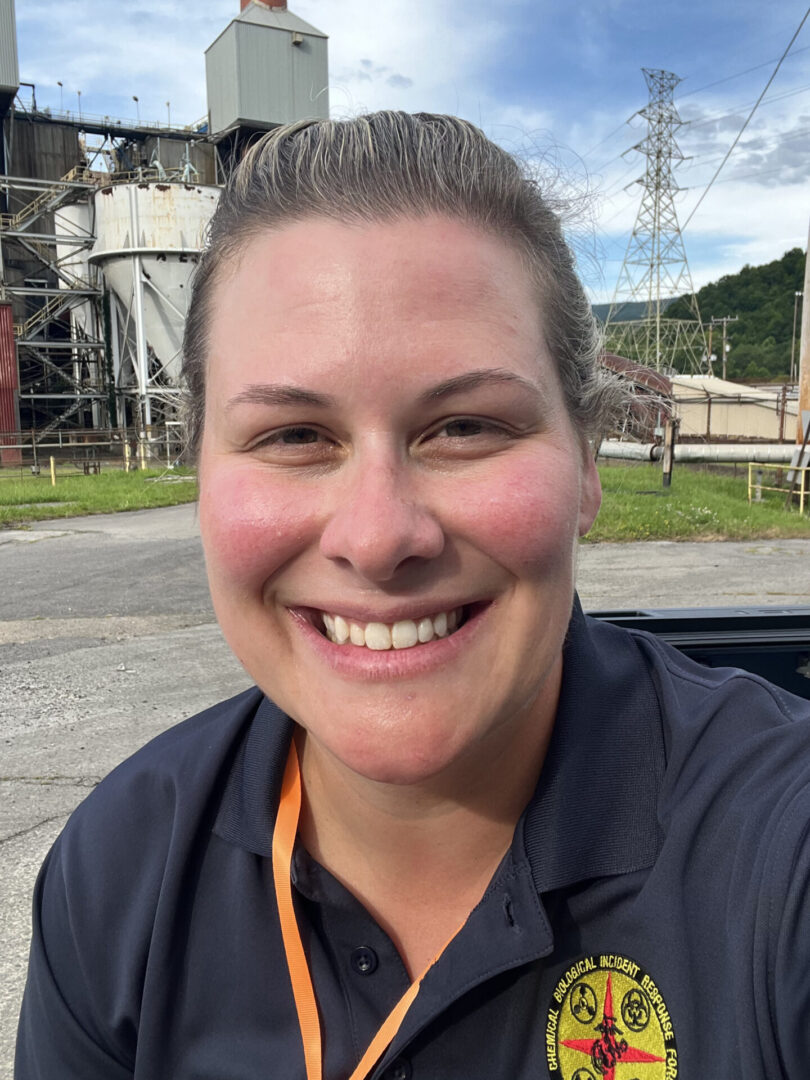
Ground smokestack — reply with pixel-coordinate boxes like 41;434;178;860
241;0;287;9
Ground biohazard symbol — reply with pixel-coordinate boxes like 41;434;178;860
621;988;650;1032
546;956;677;1079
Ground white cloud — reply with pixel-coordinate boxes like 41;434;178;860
16;0;233;122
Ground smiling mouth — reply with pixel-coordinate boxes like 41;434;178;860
318;606;468;651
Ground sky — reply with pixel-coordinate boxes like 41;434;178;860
10;0;810;303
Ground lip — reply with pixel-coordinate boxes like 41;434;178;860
287;600;492;681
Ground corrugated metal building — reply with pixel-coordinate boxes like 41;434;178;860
206;0;328;136
673;375;798;442
0;0;19;118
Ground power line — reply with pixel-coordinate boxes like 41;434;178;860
683;81;810;132
581;42;810;170
582;121;635;160
682;7;810;231
675;43;810;99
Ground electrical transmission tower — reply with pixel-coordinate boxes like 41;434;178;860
605;68;706;373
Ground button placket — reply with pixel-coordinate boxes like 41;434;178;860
350;945;379;976
381;1056;412;1080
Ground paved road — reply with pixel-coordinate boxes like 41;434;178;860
1;503;808;1073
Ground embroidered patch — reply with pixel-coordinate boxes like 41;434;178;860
545;954;677;1079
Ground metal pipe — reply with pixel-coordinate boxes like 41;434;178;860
88;246;201;263
798;218;810;443
597;441;799;463
127;185;151;427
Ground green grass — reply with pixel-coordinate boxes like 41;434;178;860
2;461;808;541
588;463;810;542
0;467;198;526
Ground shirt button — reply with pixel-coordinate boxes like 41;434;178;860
350;945;379;975
381;1058;412;1080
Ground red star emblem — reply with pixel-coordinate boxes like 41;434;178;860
560;972;664;1079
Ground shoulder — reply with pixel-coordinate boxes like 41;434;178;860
580;611;810;849
582;610;810;743
44;686;271;948
624;620;810;755
63;686;267;850
19;688;284;1074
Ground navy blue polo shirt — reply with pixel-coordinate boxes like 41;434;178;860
16;601;810;1079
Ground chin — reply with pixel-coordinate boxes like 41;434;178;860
304;705;475;787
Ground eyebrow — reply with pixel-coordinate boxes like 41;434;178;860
224;368;544;413
224;384;337;411
419;369;543;403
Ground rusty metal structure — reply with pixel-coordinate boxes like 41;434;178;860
0;0;328;465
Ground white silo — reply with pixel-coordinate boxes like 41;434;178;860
88;181;220;426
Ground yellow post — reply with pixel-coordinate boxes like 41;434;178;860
138;434;147;471
49;456;56;487
124;442;131;472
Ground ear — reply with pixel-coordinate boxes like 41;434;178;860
577;449;602;538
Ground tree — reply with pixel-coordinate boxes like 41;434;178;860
664;248;805;379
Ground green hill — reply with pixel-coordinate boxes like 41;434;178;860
664;248;805;381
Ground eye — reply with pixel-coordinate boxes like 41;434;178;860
248;425;340;464
274;426;321;444
430;416;512;441
418;415;521;462
439;418;491;438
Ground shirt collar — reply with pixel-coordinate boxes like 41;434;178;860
518;596;665;894
214;694;293;856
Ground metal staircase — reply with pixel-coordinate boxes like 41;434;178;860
1;168;105;436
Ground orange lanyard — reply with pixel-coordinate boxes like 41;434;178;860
271;740;462;1080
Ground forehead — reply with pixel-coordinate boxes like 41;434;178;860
203;214;561;412
212;214;540;335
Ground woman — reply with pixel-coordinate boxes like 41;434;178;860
17;113;810;1080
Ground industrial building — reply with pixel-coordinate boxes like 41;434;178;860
0;0;328;465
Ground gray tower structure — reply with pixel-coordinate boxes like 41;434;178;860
0;0;19;121
605;69;705;373
206;0;329;177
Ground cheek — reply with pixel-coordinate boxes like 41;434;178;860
199;467;317;589
452;454;581;572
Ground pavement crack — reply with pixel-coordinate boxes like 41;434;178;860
0;813;69;845
0;775;100;787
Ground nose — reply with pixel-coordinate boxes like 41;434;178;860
319;458;445;582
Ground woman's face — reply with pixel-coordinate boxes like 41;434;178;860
198;215;601;785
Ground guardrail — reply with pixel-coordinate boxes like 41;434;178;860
748;461;809;514
0;426;187;469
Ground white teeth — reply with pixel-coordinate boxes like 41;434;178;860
365;622;392;650
321;607;463;650
392;620;418;649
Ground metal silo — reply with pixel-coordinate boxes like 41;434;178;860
88;182;220;427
